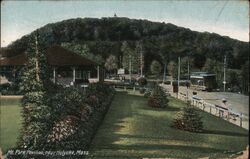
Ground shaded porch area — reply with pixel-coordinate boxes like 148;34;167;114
46;45;104;86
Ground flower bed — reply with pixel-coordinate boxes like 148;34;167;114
7;83;115;159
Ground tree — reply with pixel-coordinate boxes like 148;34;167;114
121;41;140;73
19;32;51;149
240;61;249;94
104;55;118;74
167;61;177;79
61;42;104;64
135;41;144;76
193;53;206;70
148;85;169;108
180;56;193;77
150;60;162;75
227;69;240;92
202;58;222;87
172;102;203;133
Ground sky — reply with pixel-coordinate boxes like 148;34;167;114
1;0;249;47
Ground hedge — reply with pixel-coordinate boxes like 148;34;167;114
6;83;115;159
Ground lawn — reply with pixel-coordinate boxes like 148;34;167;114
0;97;22;154
87;91;249;159
0;92;248;158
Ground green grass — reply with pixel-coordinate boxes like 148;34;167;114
88;91;249;159
0;93;248;158
0;98;22;154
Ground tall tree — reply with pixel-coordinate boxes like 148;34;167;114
150;60;162;75
135;41;144;76
121;41;140;73
167;61;177;79
241;61;249;94
19;32;51;150
61;42;104;64
193;53;206;70
202;58;222;87
104;55;118;74
227;69;241;92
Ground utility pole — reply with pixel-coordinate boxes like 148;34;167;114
177;57;180;99
140;46;143;77
35;34;40;82
129;55;131;83
186;57;190;101
163;61;166;83
223;55;227;92
187;58;190;80
119;56;122;68
140;41;143;77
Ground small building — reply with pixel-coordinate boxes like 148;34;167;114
190;72;217;91
0;45;104;86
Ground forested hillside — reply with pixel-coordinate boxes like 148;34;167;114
6;17;249;93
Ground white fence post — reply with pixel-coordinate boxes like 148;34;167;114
240;113;243;127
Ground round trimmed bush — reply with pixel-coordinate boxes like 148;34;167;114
172;102;203;133
139;88;146;94
144;89;152;98
138;77;147;86
147;85;168;108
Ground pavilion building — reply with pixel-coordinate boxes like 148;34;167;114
0;45;104;86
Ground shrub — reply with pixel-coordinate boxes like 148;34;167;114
44;83;115;150
172;102;203;133
139;88;146;94
163;81;171;85
7;83;115;159
147;85;168;108
47;115;79;143
0;83;21;95
138;77;147;86
144;89;152;98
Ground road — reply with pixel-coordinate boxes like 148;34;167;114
162;85;249;116
161;84;249;129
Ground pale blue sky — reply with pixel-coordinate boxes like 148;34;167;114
1;0;249;47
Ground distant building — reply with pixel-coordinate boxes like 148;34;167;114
0;45;104;86
190;72;217;91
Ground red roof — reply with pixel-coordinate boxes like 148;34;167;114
0;47;25;57
46;45;97;66
0;45;97;66
0;53;27;66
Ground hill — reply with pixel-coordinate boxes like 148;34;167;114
5;17;249;93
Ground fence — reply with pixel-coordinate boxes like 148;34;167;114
191;97;245;128
160;85;247;129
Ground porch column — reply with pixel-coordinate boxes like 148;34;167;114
72;67;76;83
13;66;16;81
88;71;91;79
53;67;56;84
70;66;76;85
97;66;100;81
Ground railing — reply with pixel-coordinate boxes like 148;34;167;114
191;98;245;128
